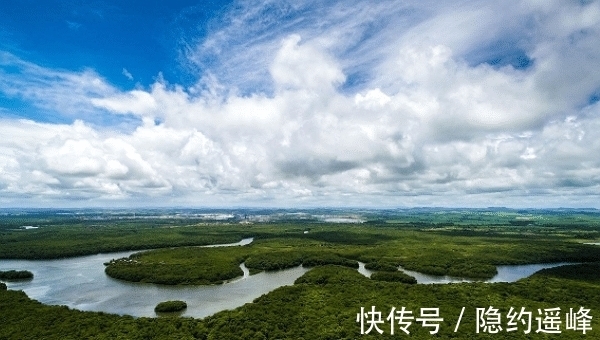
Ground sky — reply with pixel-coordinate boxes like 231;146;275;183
1;0;600;208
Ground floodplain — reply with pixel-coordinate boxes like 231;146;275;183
1;208;600;339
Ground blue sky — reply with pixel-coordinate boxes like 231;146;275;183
0;1;229;79
0;0;231;120
1;0;600;208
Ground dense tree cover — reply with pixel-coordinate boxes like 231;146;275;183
0;222;251;259
364;260;400;272
100;221;600;284
4;214;600;280
302;229;395;245
353;228;600;279
0;289;206;339
2;217;600;284
302;253;358;268
105;247;246;285
155;300;188;313
374;208;600;230
105;238;361;284
0;269;33;280
244;251;303;271
195;263;600;339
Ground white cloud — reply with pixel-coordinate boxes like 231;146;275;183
0;52;117;117
354;88;391;110
122;68;133;80
91;90;157;116
2;0;600;207
270;35;345;92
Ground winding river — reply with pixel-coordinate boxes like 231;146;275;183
0;238;307;318
0;238;578;318
357;261;571;283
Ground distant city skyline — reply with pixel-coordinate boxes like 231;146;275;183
1;1;600;208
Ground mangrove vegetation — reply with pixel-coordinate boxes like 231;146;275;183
155;300;188;313
0;269;33;281
2;208;600;338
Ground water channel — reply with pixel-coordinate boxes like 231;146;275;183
0;238;307;318
357;261;571;283
0;238;578;318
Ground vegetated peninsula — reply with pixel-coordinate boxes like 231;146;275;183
101;211;600;286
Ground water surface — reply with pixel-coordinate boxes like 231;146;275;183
1;239;577;318
397;263;574;284
0;238;309;318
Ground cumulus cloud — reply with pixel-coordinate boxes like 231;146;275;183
2;0;600;207
270;35;346;92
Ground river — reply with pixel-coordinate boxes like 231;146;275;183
357;261;573;284
396;263;574;284
0;239;577;318
0;238;307;318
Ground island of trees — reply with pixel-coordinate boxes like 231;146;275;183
154;300;187;313
0;270;33;281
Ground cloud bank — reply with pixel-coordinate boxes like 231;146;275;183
1;0;600;207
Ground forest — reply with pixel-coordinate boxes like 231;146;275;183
103;223;600;285
1;208;600;339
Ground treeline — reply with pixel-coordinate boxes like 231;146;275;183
0;270;33;280
0;223;249;260
1;222;391;260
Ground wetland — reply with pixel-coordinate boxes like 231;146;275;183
2;208;600;339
